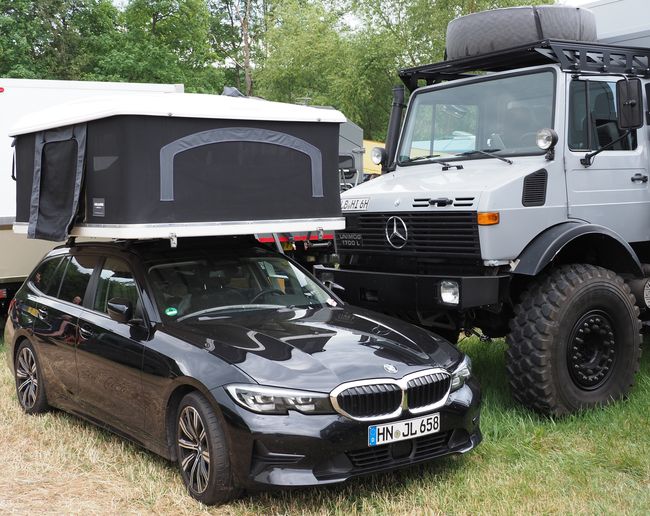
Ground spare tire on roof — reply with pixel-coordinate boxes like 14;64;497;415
445;6;597;61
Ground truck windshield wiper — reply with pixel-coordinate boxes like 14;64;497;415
400;154;441;164
456;149;513;165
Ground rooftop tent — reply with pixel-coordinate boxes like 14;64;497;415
10;93;346;241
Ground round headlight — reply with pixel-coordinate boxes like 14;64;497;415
536;128;558;150
371;146;385;165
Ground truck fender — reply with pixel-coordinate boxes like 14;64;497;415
513;221;643;277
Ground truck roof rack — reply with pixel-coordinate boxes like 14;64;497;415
399;39;650;92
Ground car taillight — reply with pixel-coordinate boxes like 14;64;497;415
0;289;7;300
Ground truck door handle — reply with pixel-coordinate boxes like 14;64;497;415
78;325;95;339
631;173;648;183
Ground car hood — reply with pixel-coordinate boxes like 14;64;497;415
163;305;461;392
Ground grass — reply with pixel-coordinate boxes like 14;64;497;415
0;336;648;515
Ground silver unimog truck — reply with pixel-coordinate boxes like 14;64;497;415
317;5;650;416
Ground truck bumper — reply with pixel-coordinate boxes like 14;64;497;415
315;266;510;311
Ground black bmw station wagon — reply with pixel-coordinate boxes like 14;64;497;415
5;236;481;504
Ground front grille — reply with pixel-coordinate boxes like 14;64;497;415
338;211;480;261
407;372;452;410
346;432;451;473
336;383;402;419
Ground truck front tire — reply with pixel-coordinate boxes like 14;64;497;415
506;264;641;416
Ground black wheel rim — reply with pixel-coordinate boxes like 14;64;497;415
178;406;210;494
567;309;618;390
15;347;39;409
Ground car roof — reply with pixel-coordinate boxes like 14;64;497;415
46;235;275;262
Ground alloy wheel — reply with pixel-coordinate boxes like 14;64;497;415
178;406;211;494
15;347;39;409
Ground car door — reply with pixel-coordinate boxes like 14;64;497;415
75;254;147;436
31;254;98;404
564;76;650;242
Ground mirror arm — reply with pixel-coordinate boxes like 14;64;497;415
580;130;631;167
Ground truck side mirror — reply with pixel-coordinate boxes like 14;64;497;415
616;78;643;130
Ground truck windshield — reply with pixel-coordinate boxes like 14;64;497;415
398;70;555;164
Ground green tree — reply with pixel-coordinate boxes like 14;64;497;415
0;0;121;79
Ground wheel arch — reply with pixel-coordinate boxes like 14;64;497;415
513;222;643;278
163;379;223;462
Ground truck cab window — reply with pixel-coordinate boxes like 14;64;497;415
568;80;637;151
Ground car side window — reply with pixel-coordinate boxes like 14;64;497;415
58;255;98;305
30;256;65;295
568;80;637;151
94;257;142;317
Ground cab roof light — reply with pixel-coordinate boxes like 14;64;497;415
477;212;499;225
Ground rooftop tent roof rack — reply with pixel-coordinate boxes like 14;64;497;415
398;39;650;92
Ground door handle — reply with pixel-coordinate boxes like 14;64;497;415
631;173;648;183
38;307;48;318
78;325;95;339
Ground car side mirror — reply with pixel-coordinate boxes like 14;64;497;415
107;297;133;324
616;78;643;130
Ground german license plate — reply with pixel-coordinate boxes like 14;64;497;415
368;413;440;447
341;198;369;211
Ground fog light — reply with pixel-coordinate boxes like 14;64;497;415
440;280;460;305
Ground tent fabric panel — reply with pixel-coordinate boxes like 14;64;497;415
159;127;323;201
27;124;86;241
83;116;340;225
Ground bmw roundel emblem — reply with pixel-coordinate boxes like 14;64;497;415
384;363;398;374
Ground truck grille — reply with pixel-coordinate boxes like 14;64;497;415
332;369;451;420
337;211;480;260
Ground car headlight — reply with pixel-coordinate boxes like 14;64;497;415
225;384;333;415
450;355;472;392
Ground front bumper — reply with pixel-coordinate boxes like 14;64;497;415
213;377;481;489
315;266;510;311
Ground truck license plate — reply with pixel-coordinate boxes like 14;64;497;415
368;413;440;447
341;198;369;211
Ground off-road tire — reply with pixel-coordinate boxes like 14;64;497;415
506;264;642;416
175;392;241;505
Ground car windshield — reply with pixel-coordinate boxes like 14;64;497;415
147;253;333;322
397;70;555;164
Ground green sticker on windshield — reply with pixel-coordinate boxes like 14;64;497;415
165;307;178;317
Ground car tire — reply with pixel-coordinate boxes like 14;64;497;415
14;340;49;414
175;391;240;505
506;264;642;416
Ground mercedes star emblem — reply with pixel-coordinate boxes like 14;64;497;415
385;216;408;249
384;363;398;374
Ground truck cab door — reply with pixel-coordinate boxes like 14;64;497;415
564;76;650;242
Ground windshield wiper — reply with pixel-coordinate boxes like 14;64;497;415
456;149;513;165
400;153;441;164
